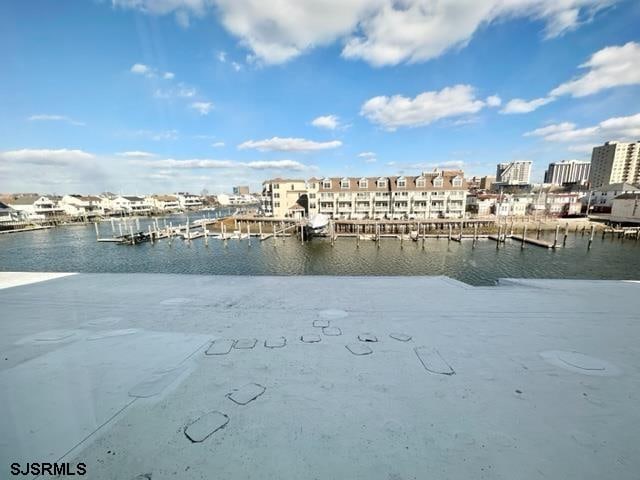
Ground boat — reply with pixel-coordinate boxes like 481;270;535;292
304;214;330;239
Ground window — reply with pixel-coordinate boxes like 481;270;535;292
274;202;280;207
274;184;280;189
433;177;444;188
416;177;426;187
359;178;368;189
273;193;280;198
322;179;332;189
340;178;350;189
397;177;406;188
377;178;387;188
452;176;463;187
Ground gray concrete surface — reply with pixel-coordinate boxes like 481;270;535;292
1;273;639;479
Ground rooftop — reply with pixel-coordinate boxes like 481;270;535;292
1;273;638;479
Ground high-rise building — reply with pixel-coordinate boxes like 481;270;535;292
544;160;591;185
233;186;250;195
589;141;640;188
496;161;532;185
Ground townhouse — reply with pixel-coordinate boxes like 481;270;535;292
307;170;467;220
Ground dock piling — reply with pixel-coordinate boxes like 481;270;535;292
521;225;527;249
563;223;569;247
588;225;595;250
94;222;99;241
553;225;559;249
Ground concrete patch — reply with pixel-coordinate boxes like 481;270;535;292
414;347;455;375
322;326;342;336
540;350;621;376
389;333;412;342
301;334;321;343
226;383;266;405
184;411;229;443
358;333;378;343
346;343;373;356
264;337;286;348
234;338;257;349
205;339;235;355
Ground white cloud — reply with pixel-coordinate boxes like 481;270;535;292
190;101;214;115
342;1;615;66
238;137;342;152
551;41;640;97
245;160;308;170
114;0;614;66
311;115;340;130
27;114;85;126
177;84;197;97
231;61;242;71
130;63;150;75
124;129;179;141
137;157;310;171
485;95;502;107
360;84;495;130
358;151;376;158
116;151;156;158
218;51;227;63
163;71;175;80
525;112;640;144
212;141;225;147
500;96;555;114
503;41;640;114
0;148;94;165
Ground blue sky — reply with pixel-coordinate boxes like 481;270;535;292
1;0;639;194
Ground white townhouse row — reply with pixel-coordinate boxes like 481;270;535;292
262;170;468;220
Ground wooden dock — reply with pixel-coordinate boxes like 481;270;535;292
510;235;555;249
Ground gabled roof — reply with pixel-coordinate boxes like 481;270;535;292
122;196;145;202
8;195;41;205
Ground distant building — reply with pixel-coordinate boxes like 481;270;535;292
544;160;590;186
150;195;180;212
308;170;467;220
589;141;640;188
232;186;250;195
110;195;152;214
60;195;103;216
479;176;495;190
496;161;532;186
176;193;203;210
588;183;640;214
217;193;259;206
7;195;65;220
261;179;308;218
611;193;640;224
0;201;25;223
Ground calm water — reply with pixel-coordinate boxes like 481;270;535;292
1;215;639;285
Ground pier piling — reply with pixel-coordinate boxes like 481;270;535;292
588;225;595;250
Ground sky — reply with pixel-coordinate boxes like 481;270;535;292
0;0;639;195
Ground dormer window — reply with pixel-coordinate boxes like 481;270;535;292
416;176;426;188
452;176;463;187
433;176;444;188
322;178;332;189
377;178;387;188
397;177;406;188
340;178;350;189
359;178;368;189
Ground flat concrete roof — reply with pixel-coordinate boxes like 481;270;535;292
1;273;639;479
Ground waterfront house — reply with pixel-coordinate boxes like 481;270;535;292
0;201;25;223
610;193;640;224
60;195;103;217
588;183;640;214
111;195;153;215
150;195;180;212
466;194;499;216
7;195;65;220
307;170;467;220
261;178;308;217
176;193;203;210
